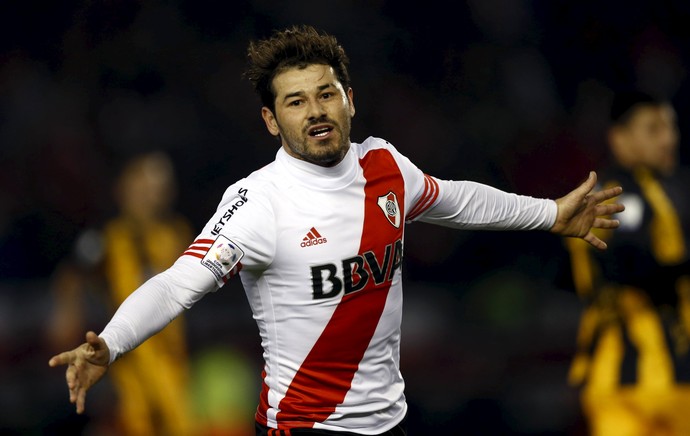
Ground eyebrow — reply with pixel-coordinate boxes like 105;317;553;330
283;83;334;102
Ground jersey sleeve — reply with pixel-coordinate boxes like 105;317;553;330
414;179;557;230
180;180;276;288
100;178;276;364
376;139;557;231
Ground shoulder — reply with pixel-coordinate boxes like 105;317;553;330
208;164;284;238
218;161;281;206
353;137;418;168
353;136;400;157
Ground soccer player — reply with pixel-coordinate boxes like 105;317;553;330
566;91;690;436
47;151;194;435
49;25;624;435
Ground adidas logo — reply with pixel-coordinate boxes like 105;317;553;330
300;227;328;248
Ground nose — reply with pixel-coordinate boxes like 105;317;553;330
306;98;326;120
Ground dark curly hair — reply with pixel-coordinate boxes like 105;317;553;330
245;25;351;113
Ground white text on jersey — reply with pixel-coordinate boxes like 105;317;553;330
211;187;249;236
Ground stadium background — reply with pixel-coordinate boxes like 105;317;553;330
1;0;690;434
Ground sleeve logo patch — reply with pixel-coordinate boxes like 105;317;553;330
201;235;245;285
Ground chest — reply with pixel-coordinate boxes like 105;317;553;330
262;171;406;302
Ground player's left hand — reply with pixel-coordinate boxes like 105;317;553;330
550;171;624;250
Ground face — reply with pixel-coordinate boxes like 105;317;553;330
261;64;355;167
117;154;175;220
612;104;679;175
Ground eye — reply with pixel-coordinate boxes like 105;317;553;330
320;92;333;100
286;96;304;107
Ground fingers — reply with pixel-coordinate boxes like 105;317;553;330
49;333;106;416
66;361;79;406
84;331;110;365
65;357;88;414
575;171;597;196
593;217;620;229
48;350;74;367
68;367;86;414
590;185;623;202
84;331;101;358
85;331;100;347
76;387;87;414
596;202;625;216
583;232;608;251
558;172;623;250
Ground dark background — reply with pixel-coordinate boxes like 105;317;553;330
1;0;689;434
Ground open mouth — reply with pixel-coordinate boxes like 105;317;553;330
308;125;334;138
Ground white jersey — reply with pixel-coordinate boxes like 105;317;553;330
100;136;556;434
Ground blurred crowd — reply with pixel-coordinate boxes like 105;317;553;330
1;0;690;434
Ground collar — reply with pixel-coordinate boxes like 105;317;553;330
275;145;358;190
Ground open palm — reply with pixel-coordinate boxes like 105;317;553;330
550;171;625;250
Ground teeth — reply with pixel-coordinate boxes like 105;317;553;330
311;128;330;137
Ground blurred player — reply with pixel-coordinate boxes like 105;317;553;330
49;25;623;435
567;91;690;435
48;151;194;435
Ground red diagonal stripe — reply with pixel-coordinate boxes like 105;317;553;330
310;227;322;238
275;149;404;428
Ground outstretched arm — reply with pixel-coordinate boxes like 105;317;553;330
48;331;110;414
47;257;218;413
550;171;624;250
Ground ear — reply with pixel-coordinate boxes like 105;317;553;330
347;87;355;118
261;107;280;136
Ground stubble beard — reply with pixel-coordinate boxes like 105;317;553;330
282;118;352;167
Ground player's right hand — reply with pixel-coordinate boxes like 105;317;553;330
48;331;110;414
